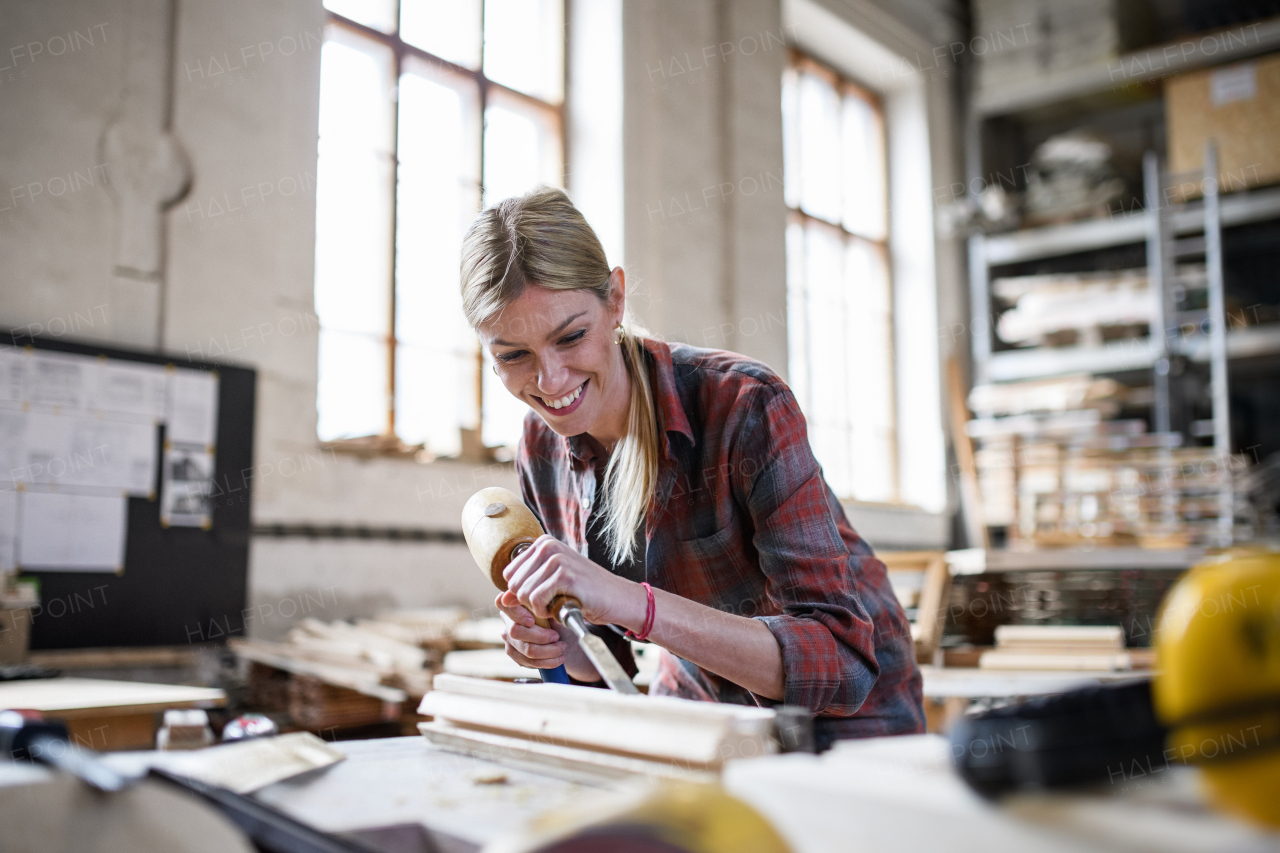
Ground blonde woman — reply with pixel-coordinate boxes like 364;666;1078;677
463;186;923;747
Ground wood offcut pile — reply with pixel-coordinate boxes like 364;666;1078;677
978;625;1133;671
418;674;777;782
233;610;665;732
232;608;477;732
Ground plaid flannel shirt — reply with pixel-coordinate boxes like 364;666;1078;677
516;337;925;744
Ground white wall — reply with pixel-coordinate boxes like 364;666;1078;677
622;0;791;374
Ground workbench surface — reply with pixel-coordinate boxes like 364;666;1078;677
251;736;611;849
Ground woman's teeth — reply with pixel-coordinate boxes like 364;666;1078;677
546;382;584;409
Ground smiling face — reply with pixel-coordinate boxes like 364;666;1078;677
479;269;631;446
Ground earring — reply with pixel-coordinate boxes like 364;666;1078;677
612;323;625;345
492;364;498;375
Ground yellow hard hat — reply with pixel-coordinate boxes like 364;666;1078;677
1153;546;1280;828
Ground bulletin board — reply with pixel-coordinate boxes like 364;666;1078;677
1;336;255;650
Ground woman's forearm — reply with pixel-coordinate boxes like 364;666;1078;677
608;580;785;700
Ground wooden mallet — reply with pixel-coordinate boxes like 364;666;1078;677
461;487;639;693
462;487;571;684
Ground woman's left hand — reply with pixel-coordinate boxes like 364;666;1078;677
501;534;634;626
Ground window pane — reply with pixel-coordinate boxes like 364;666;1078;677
785;219;808;409
796;71;842;224
481;349;529;451
483;95;561;207
396;343;465;456
484;0;564;103
318;330;387;440
401;0;482;68
842;92;886;240
394;63;481;450
396;67;479;349
781;68;802;211
846;240;895;501
800;224;852;499
324;0;397;33
314;29;395;339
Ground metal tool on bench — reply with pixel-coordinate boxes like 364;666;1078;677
463;487;638;693
0;710;387;853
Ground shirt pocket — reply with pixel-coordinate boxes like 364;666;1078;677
675;523;748;576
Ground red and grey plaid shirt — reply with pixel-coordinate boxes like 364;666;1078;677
516;337;924;744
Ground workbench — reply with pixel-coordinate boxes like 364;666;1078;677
83;732;1274;852
4;729;1275;852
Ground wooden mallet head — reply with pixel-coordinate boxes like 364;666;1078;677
461;487;546;592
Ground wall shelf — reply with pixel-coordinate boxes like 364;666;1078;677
987;323;1280;382
973;17;1280;118
983;185;1280;267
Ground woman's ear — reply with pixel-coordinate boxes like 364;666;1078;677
608;267;626;324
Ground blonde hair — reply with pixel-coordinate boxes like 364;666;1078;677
460;186;659;566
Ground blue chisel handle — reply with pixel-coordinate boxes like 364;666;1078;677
541;664;571;684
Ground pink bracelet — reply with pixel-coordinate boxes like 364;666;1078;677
626;582;655;642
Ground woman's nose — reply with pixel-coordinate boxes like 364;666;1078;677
536;350;569;394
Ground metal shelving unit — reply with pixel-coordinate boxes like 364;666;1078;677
959;11;1280;559
970;184;1280;385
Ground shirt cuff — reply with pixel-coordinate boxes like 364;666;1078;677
753;614;845;714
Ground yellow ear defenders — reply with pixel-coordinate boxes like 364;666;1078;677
1153;546;1280;828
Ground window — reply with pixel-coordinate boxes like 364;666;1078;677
782;52;898;503
314;0;564;458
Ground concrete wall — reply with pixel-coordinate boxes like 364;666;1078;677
0;0;964;640
622;0;791;374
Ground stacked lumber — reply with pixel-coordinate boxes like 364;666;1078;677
979;625;1131;671
358;608;467;651
450;617;507;649
234;609;579;731
994;270;1152;347
288;675;399;731
418;674;777;782
966;373;1249;547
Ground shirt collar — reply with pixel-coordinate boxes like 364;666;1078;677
565;337;695;462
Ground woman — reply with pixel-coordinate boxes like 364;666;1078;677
461;186;924;746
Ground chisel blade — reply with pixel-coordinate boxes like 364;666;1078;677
560;607;640;694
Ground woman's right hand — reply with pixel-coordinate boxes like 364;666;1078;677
495;591;567;670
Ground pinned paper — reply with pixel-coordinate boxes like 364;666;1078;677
166;369;219;447
17;491;127;573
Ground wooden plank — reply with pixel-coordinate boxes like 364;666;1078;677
419;675;776;769
230;639;406;703
881;550;951;663
422;692;731;765
946;357;990;548
66;712;156;751
978;651;1133;672
0;677;225;715
994;625;1124;646
27;646;204;669
429;674;774;728
443;649;540;681
418;721;719;784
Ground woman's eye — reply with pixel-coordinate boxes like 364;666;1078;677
560;331;586;345
497;351;526;363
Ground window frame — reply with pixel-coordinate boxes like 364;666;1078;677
784;49;902;504
318;6;566;456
